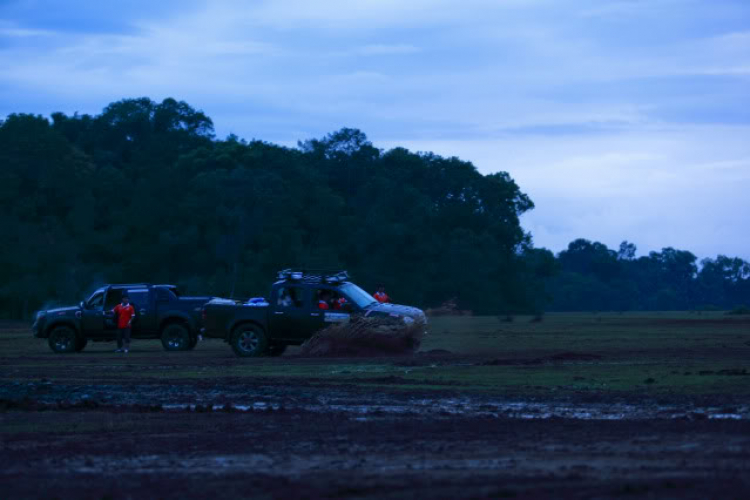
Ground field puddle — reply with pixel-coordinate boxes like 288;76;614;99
139;395;750;421
4;382;748;421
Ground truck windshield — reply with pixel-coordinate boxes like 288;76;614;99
340;284;377;308
87;289;105;310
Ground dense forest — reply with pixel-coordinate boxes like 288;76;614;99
548;240;750;312
1;98;748;318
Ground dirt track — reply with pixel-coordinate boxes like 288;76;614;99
3;404;750;499
3;315;750;498
3;378;750;499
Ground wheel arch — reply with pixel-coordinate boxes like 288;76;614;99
45;320;80;338
159;315;193;335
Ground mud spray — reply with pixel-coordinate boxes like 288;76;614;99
299;317;425;357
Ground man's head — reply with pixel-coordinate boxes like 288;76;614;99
320;290;331;301
121;293;129;305
377;284;385;293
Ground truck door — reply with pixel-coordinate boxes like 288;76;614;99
309;287;352;334
269;285;312;341
99;288;121;339
80;289;107;337
126;288;156;337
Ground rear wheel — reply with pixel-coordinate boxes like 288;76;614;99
161;324;190;351
48;326;77;354
267;344;287;357
75;336;88;352
230;325;268;357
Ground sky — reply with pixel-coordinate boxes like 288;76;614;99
1;0;749;260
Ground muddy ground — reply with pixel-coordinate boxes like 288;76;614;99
2;314;750;498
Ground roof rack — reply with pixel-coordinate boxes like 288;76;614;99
277;269;350;284
108;283;152;288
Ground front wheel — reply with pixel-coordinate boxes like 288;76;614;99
48;326;77;353
161;324;190;351
230;325;268;357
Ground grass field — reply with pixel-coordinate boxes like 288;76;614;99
2;312;748;395
2;312;750;499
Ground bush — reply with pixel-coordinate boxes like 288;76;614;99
726;305;750;316
425;298;473;317
298;317;425;357
697;304;721;312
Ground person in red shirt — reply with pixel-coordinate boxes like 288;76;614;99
333;296;348;310
373;284;390;304
113;293;136;354
318;290;332;310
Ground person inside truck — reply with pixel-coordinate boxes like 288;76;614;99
278;287;302;308
317;290;332;310
333;293;348;310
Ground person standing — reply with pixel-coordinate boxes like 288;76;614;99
113;293;135;354
373;285;390;304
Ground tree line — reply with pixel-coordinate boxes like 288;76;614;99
1;97;747;318
547;239;750;312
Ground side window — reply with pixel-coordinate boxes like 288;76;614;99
87;291;104;311
155;288;171;302
127;290;149;309
277;286;304;309
105;289;122;309
315;289;347;310
315;288;346;310
105;289;148;309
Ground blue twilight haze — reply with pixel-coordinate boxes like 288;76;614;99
1;0;749;259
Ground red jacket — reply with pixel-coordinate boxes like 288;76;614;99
373;291;390;304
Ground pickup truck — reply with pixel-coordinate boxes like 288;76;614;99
202;269;426;357
32;284;211;353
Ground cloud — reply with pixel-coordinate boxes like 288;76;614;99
1;0;749;258
356;44;420;56
381;125;750;259
0;26;55;38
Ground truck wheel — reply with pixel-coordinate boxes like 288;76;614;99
75;336;88;352
161;324;190;351
48;326;77;354
230;325;268;357
267;344;287;357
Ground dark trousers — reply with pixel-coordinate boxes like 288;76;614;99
117;328;131;349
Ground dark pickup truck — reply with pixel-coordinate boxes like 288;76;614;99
32;284;211;353
202;269;426;357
